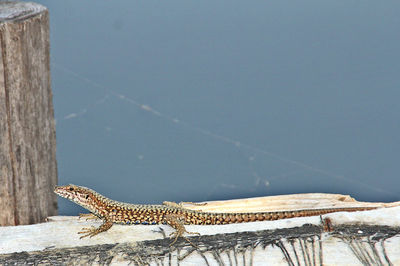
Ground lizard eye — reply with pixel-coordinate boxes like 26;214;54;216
85;194;89;199
69;187;74;191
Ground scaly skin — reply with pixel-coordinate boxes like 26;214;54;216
54;184;379;244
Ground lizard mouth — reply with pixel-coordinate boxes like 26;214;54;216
54;185;73;199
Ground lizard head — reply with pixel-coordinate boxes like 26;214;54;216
54;184;100;213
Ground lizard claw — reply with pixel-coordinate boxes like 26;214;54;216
169;231;198;247
78;226;98;238
77;220;113;239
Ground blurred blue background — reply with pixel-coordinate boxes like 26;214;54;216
36;0;400;215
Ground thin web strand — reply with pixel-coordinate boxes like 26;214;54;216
52;63;396;197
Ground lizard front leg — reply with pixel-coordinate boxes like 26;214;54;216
79;213;99;220
78;218;113;238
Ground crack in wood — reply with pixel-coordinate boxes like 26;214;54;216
2;224;398;265
0;25;19;226
0;225;394;265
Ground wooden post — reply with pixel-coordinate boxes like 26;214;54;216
0;2;57;225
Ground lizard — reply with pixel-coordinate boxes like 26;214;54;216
54;184;380;245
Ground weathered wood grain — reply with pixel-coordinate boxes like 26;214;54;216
1;208;400;265
1;195;400;265
0;2;57;225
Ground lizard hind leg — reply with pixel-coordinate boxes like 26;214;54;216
165;214;200;247
163;201;207;212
